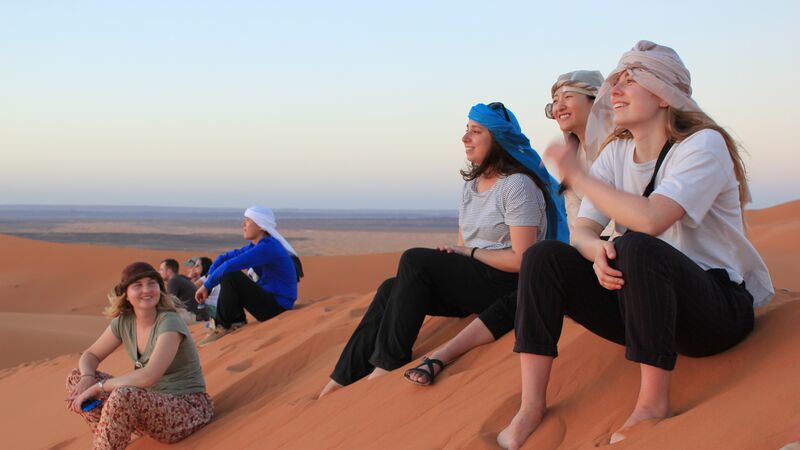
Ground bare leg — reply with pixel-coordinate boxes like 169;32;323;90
497;354;552;449
406;317;494;384
367;367;390;379
609;364;673;444
318;379;343;399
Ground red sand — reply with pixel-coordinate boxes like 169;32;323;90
1;200;798;449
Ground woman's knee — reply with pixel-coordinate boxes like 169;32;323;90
521;240;573;272
398;247;438;269
374;277;395;302
614;232;670;270
105;385;144;408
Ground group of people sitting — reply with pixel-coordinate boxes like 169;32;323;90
65;41;774;450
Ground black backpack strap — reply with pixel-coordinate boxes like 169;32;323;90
642;140;675;198
291;255;304;282
624;140;675;235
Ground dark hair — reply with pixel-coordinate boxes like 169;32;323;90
460;139;553;214
161;258;179;274
199;257;213;276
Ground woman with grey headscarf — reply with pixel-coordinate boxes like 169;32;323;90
545;69;604;234
498;41;774;449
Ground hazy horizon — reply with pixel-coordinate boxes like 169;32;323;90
2;1;798;209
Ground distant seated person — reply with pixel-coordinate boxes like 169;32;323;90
186;257;201;284
196;206;298;346
187;257;213;288
158;258;205;321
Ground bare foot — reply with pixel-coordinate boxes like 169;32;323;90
367;367;390;379
609;405;672;444
497;406;545;450
318;379;342;399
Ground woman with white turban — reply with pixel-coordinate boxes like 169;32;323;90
195;206;298;346
498;41;773;448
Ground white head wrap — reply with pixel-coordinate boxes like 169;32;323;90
244;206;297;257
584;40;702;161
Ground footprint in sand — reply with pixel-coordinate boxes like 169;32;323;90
254;335;282;351
349;307;367;318
226;359;253;373
48;436;79;449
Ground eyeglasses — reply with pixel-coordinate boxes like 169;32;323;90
488;102;510;122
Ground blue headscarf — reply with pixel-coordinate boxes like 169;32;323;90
468;103;569;243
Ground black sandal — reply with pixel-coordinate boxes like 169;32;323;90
403;356;445;386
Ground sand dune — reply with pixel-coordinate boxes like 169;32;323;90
0;313;108;369
0;201;798;449
746;200;800;291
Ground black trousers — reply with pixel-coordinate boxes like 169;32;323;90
330;247;519;385
215;271;286;329
514;232;754;370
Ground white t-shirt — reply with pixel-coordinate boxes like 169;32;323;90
578;129;774;307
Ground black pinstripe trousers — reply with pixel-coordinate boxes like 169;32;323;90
330;247;519;385
514;232;754;370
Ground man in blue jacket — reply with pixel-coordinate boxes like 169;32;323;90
196;206;298;346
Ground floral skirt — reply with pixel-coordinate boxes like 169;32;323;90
66;368;213;450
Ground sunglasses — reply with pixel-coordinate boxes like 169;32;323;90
488;102;511;122
544;102;555;119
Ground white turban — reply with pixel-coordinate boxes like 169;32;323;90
584;40;702;161
244;206;298;257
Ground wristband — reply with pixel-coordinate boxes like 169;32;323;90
470;247;478;258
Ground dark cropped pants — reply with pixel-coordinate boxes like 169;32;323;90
514;232;754;370
331;247;519;386
215;271;286;329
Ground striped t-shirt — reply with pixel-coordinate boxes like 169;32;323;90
459;173;547;250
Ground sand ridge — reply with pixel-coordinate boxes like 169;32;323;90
0;200;798;449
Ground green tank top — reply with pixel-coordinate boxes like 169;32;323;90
111;310;206;395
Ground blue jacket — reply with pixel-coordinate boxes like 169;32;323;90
204;237;298;309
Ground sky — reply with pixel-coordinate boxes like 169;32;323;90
1;1;798;210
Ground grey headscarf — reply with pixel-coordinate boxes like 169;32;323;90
545;70;604;119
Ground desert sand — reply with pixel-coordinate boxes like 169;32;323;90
0;201;798;449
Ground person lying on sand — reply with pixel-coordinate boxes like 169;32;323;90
498;41;774;449
195;206;298;346
65;262;213;449
400;70;605;387
319;102;567;398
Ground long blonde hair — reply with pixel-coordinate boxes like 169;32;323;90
600;108;749;212
105;287;180;319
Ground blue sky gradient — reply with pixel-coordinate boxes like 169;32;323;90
1;1;797;209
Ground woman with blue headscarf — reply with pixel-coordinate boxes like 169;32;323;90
319;103;567;397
